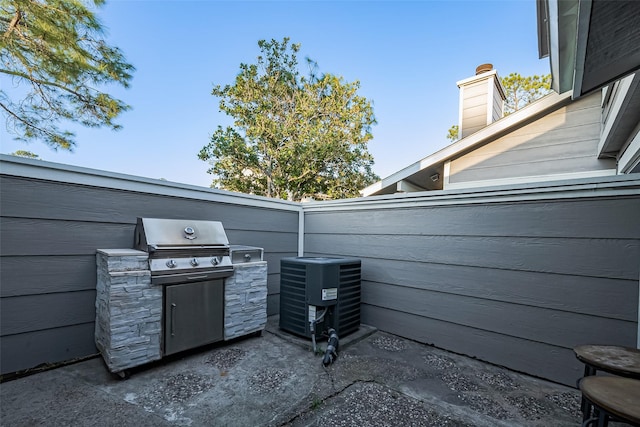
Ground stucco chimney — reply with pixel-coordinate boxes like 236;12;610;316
456;64;506;139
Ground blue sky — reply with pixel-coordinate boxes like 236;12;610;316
1;0;551;187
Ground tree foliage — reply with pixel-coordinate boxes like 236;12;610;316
445;73;551;141
501;72;551;114
0;0;134;150
199;38;378;201
446;125;458;142
9;149;39;158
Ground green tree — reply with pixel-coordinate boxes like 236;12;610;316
0;0;134;150
501;73;551;114
199;38;378;201
9;149;38;158
446;125;458;142
445;73;551;141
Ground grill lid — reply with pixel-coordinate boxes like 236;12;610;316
134;218;234;282
134;218;229;252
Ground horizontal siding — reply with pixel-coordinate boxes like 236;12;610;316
462;103;488;121
304;192;640;386
1;218;296;256
0;323;98;375
356;258;637;321
1;252;295;299
455;136;603;170
1;219;135;256
226;230;298;254
304;198;640;239
363;281;636;348
0;256;97;297
267;294;280;316
455;121;601;158
0;176;297;233
452;156;615;182
306;234;638;280
461;79;489;138
362;305;584;386
1;291;96;336
265;252;297;315
492;88;502;120
0;167;299;374
463;90;488;108
450;92;614;184
462;80;487;98
267;275;280;316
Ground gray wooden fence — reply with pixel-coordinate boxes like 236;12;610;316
303;176;640;386
2;155;639;387
0;156;300;374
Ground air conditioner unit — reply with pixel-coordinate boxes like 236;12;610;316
279;257;361;339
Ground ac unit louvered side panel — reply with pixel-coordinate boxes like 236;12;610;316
279;262;307;336
336;262;361;336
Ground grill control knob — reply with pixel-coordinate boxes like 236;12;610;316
190;258;199;267
166;259;177;268
184;226;196;240
211;257;220;266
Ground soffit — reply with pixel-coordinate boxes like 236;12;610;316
575;0;640;97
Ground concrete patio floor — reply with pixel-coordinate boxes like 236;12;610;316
1;316;584;426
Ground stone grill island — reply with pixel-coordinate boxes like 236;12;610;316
95;245;267;377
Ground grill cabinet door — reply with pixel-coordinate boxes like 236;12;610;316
164;279;224;355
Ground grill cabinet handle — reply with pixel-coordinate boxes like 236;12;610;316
170;303;177;336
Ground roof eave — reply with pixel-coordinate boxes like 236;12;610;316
543;0;640;99
361;92;573;197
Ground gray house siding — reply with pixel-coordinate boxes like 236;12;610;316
449;92;616;184
0;158;300;375
304;179;640;386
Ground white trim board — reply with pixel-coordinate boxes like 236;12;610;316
444;169;617;190
618;126;640;174
298;210;305;256
599;74;637;156
304;174;640;212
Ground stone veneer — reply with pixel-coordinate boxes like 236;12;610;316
96;250;268;373
224;261;268;340
95;249;162;373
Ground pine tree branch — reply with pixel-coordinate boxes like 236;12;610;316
0;100;63;142
3;10;21;38
0;68;94;103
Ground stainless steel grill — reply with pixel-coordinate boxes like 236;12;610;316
134;218;234;285
134;218;233;355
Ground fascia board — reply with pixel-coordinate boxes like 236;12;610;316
548;0;561;93
547;0;580;94
572;0;592;99
537;0;551;58
618;124;640;174
598;73;638;156
456;70;498;88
